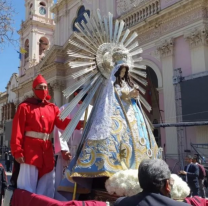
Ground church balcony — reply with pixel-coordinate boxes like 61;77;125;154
21;15;54;28
32;14;54;25
119;0;161;29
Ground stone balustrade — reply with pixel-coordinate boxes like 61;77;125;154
21;14;54;28
121;0;160;29
32;14;54;24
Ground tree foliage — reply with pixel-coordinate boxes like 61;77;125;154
0;0;15;48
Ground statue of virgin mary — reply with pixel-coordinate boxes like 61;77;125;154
57;9;162;196
67;51;161;181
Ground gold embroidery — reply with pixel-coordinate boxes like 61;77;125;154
77;149;96;168
71;171;114;178
73;89;160;177
111;117;124;134
95;159;104;170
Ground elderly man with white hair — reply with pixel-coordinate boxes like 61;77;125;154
114;159;189;206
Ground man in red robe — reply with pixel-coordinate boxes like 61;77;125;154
10;74;82;198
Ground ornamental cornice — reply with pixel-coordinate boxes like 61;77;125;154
41;62;56;72
51;0;79;15
50;80;65;90
42;68;57;80
0;93;7;102
184;26;208;48
136;1;208;45
117;0;160;17
156;38;174;57
18;20;55;34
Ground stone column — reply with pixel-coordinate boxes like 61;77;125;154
184;26;208;74
54;14;60;45
157;38;178;156
51;81;64;107
29;29;36;61
6;105;8;120
9;103;12;120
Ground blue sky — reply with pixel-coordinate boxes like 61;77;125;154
0;0;25;92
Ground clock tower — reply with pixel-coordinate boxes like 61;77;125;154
18;0;55;75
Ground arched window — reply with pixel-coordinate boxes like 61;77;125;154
40;2;46;6
39;37;49;60
24;39;29;59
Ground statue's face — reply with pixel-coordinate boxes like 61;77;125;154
120;67;126;78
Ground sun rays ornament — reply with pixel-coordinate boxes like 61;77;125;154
60;9;150;142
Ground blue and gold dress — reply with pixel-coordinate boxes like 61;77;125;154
69;66;161;179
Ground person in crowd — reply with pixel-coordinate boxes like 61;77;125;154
179;155;199;196
192;155;206;197
4;150;12;172
10;74;83;198
0;162;7;205
114;159;189;206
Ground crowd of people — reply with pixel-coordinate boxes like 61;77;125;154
4;150;13;172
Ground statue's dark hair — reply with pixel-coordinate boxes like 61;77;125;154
114;65;134;88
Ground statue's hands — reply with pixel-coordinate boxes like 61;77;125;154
121;91;129;101
129;89;139;99
121;89;139;101
15;157;25;164
61;150;72;161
